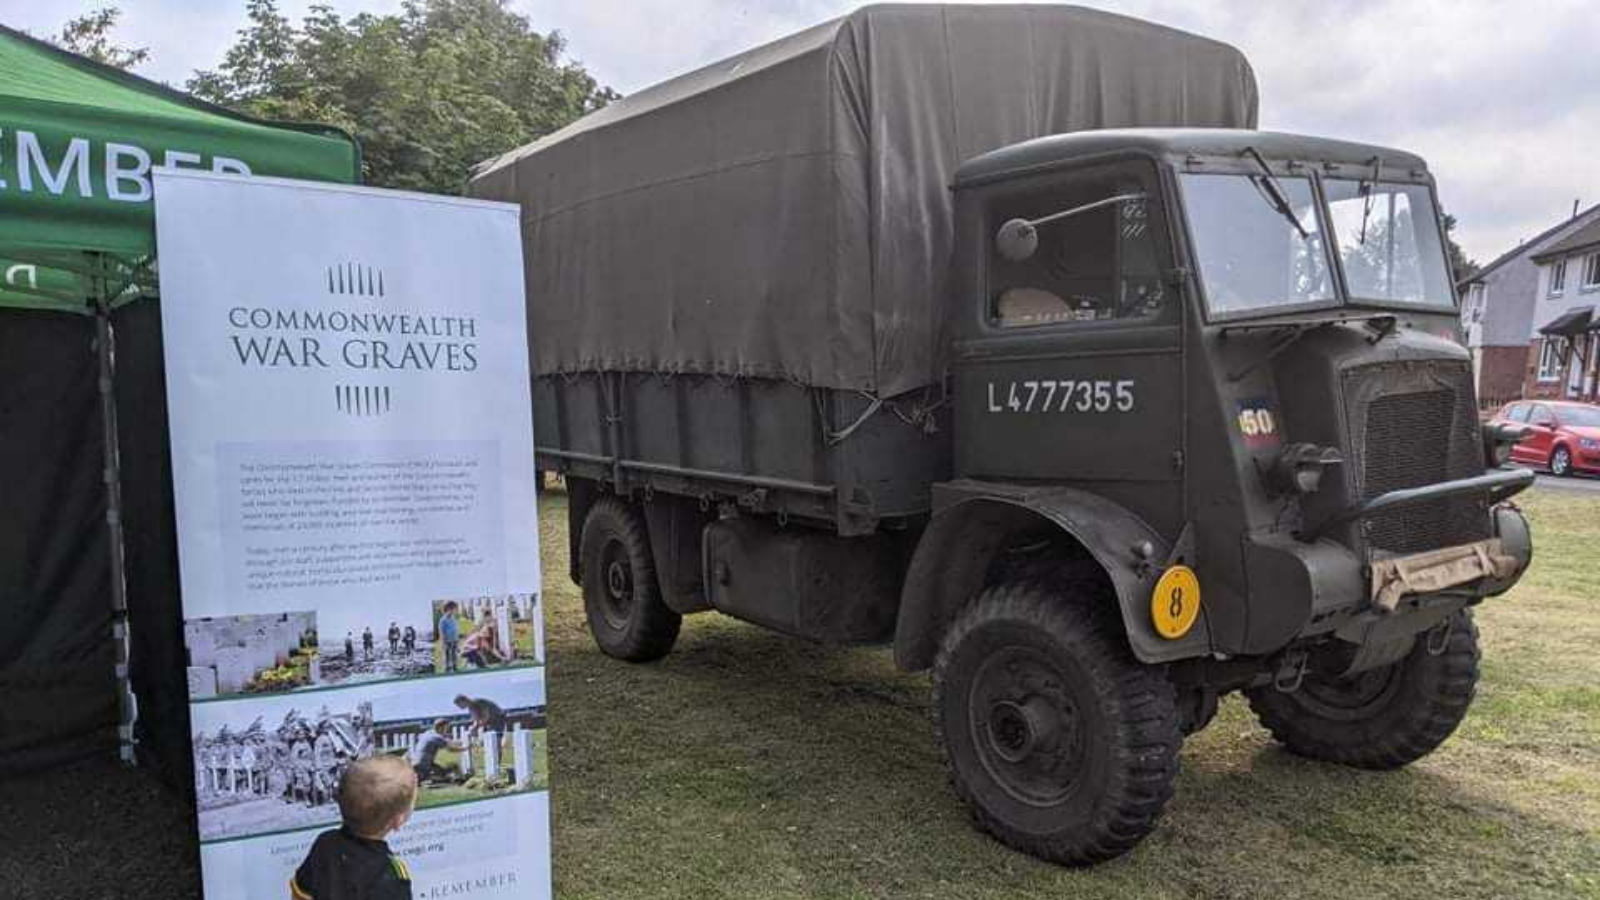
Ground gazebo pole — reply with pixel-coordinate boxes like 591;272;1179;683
91;252;138;766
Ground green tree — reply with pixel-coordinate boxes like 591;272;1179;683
53;6;150;70
1442;213;1479;284
190;0;615;194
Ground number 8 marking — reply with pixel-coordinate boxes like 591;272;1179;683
1151;565;1201;640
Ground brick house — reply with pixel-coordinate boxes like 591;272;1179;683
1525;217;1600;401
1458;203;1600;406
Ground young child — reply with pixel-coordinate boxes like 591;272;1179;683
291;755;418;900
437;602;461;673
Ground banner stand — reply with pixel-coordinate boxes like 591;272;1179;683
155;170;550;899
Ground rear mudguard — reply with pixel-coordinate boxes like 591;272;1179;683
893;479;1211;669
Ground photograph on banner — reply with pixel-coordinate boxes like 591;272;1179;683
192;667;544;843
191;692;376;843
432;593;543;674
372;667;548;808
186;604;437;700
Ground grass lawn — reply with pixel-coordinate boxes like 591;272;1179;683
538;487;1600;900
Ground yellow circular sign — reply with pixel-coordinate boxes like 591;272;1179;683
1151;565;1201;640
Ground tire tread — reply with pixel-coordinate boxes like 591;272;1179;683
1245;611;1479;770
579;497;681;662
931;580;1182;866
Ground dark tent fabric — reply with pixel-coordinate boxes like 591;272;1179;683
0;310;115;774
112;300;191;788
470;3;1258;396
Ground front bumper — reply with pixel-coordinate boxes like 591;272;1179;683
1369;536;1521;612
1573;448;1600;474
1242;483;1534;654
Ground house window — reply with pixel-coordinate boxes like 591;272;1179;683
1549;259;1567;296
1584;252;1600;290
1537;337;1565;382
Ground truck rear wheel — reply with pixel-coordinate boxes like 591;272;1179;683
931;581;1182;866
1245;610;1479;770
579;497;681;662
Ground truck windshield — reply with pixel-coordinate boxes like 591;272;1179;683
1180;173;1335;316
1323;180;1454;307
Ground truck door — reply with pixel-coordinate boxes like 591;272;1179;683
951;160;1184;533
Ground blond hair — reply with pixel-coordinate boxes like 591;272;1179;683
338;755;418;837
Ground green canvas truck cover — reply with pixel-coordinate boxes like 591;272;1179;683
470;3;1257;396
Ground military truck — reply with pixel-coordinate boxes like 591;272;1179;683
471;5;1533;865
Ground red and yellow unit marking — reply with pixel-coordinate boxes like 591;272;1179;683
1151;565;1201;639
1236;398;1281;450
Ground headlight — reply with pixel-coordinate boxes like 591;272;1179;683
1581;438;1600;451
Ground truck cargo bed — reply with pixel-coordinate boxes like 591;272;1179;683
534;374;949;534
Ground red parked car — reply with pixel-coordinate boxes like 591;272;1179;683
1488;399;1600;477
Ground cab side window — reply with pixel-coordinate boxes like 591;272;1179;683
1529;405;1556;427
1506;403;1530;423
988;173;1168;329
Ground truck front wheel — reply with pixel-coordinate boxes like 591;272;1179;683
579;497;681;662
931;581;1183;866
1245;610;1479;769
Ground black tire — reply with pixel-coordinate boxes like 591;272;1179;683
579;497;681;662
1550;445;1573;477
931;581;1183;866
1245;610;1479;770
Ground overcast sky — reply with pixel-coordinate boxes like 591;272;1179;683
5;0;1597;263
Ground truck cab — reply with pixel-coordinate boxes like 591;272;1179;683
933;129;1528;665
881;129;1534;863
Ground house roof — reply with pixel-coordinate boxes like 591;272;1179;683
1461;202;1600;287
1531;217;1600;264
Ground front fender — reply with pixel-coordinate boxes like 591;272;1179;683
893;479;1212;670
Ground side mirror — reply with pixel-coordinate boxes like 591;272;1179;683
1483;423;1530;468
995;218;1038;262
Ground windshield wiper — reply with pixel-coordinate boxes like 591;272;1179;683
1357;156;1384;246
1242;146;1311;239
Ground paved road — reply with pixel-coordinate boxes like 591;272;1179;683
1531;471;1600;495
1507;462;1600;495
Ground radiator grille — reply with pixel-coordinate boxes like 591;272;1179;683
1346;363;1487;554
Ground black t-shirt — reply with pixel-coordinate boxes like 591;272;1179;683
292;827;412;900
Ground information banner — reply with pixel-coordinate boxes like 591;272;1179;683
154;170;548;900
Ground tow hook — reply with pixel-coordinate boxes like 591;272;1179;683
1273;649;1309;693
1425;617;1454;656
